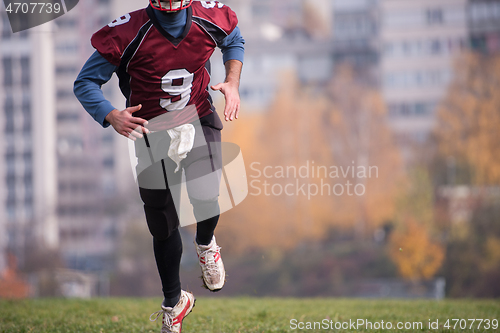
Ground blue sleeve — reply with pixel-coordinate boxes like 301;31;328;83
73;51;118;128
220;26;245;64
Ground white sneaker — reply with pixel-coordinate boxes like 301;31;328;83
150;290;195;333
195;236;225;291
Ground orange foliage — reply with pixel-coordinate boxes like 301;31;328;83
326;67;404;232
0;254;30;299
437;53;500;184
218;69;404;253
388;219;445;280
220;72;335;252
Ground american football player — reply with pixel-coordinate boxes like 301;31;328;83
74;1;244;331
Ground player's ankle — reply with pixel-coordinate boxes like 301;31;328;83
195;233;214;246
162;293;181;308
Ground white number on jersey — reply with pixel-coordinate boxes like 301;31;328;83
160;69;194;111
108;14;131;28
201;1;224;9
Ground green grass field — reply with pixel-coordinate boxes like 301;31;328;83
0;298;499;332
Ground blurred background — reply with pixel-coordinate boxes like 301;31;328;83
0;0;499;300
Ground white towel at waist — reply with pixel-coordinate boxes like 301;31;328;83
167;124;195;173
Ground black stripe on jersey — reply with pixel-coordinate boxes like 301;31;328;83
204;59;211;77
192;16;228;46
204;59;213;106
146;5;193;46
117;20;153;105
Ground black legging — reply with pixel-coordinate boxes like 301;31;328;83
137;124;222;306
153;214;218;306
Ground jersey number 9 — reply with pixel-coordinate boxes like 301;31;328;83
160;69;194;111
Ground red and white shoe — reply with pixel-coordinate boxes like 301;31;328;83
195;236;225;291
150;290;195;333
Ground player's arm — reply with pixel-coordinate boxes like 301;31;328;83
211;60;242;121
73;51;149;140
211;26;245;121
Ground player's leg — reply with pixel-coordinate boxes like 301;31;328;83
153;229;182;306
139;184;182;307
195;215;219;245
184;125;225;291
137;150;194;332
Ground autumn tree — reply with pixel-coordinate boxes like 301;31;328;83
432;52;500;295
388;168;445;280
436;53;500;185
219;67;404;253
0;254;30;299
388;219;444;280
325;66;404;235
219;71;335;253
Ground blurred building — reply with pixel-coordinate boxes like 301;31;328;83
0;13;58;273
227;0;303;40
1;0;135;276
332;0;380;85
380;0;468;156
222;0;334;110
467;0;500;54
53;0;133;273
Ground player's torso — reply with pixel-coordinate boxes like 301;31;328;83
125;13;216;125
93;2;237;127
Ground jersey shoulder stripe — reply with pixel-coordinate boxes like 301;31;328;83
122;21;153;69
91;8;150;66
192;16;228;46
191;1;238;42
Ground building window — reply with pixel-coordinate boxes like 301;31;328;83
6;191;16;206
20;57;30;86
6;176;16;199
102;133;113;143
56;66;77;75
388;101;436;118
55;18;76;28
4;109;15;133
3;57;13;86
4;95;14;110
1;14;11;39
55;41;78;54
103;157;114;168
19;30;28;39
23;152;32;167
430;39;441;54
23;114;31;133
22;94;31;132
6;207;15;221
57;113;79;122
57;89;74;99
426;8;443;25
24;168;32;180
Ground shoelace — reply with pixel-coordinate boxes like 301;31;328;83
150;309;173;327
199;246;221;277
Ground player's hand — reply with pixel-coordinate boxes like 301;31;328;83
211;81;240;121
105;104;150;141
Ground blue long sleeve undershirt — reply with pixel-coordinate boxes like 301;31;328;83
74;9;244;128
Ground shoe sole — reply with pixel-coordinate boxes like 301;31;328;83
199;274;226;292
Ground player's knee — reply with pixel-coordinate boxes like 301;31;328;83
186;177;220;203
142;196;180;241
190;196;220;222
139;188;169;209
145;216;179;241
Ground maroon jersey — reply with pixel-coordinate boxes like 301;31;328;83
91;1;237;128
